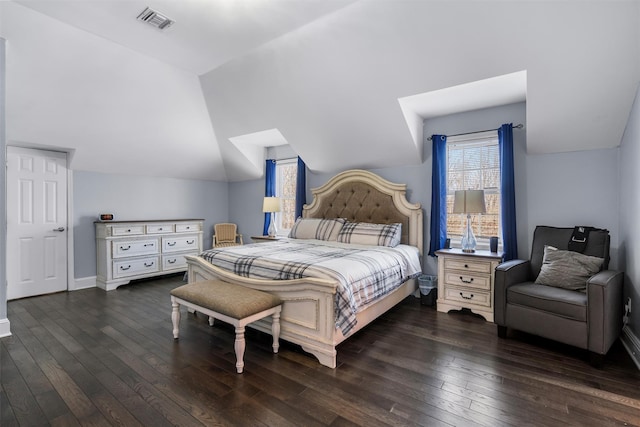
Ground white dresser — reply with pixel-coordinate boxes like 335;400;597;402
95;219;204;291
435;248;503;322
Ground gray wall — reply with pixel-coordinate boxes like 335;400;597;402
73;170;229;278
228;179;267;240
423;102;529;264
0;39;6;321
523;148;620;267
230;103;527;275
619;83;640;340
229;101;622;281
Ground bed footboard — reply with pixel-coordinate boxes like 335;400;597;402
186;255;341;368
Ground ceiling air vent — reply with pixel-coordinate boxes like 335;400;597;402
136;7;174;30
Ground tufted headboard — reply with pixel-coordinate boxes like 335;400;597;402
302;170;423;254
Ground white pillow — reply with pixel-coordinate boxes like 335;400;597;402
337;222;402;247
288;218;346;241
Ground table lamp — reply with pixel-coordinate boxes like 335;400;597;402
262;197;281;237
452;189;486;253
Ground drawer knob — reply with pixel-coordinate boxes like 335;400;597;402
144;243;154;247
187;240;195;245
464;264;469;268
120;245;131;251
459;276;474;284
460;292;474;300
168;259;176;264
120;265;131;271
144;262;154;267
167;242;177;246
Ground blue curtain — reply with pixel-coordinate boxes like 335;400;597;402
295;156;307;219
499;124;518;261
428;135;448;256
263;159;276;236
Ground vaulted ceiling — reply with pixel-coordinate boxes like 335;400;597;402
2;1;639;182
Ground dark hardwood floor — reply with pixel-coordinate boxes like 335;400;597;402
2;274;640;426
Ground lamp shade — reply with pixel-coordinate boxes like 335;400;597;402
452;190;486;214
262;197;281;213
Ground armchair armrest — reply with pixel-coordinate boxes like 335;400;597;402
494;259;531;325
587;269;624;355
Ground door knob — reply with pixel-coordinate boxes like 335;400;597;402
53;227;65;232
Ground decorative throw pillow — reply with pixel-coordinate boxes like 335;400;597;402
535;245;604;291
337;222;402;247
288;217;346;241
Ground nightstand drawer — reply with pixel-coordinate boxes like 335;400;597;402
443;272;491;290
444;258;492;274
444;287;492;307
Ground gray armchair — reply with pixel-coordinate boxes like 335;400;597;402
495;226;623;367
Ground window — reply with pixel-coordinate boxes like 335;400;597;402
446;131;501;249
275;158;297;235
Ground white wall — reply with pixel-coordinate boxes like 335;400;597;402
0;2;224;181
200;1;639;181
73;171;229;278
619;84;640;338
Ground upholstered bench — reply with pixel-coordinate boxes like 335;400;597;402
170;280;282;373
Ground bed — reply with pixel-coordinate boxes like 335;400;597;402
185;169;423;368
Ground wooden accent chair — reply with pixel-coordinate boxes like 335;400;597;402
213;223;243;248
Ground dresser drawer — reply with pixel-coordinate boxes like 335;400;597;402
444;258;492;274
444;287;492;307
146;224;174;234
162;253;191;270
112;225;145;236
113;256;160;278
162;235;200;253
112;239;159;258
176;223;201;233
443;271;491;290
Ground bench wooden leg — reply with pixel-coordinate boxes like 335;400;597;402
271;310;281;354
234;326;246;374
171;300;180;339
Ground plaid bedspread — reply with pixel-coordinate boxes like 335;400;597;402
199;239;422;335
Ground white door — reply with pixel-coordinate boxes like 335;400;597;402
7;147;68;300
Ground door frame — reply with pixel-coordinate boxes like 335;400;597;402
6;144;77;294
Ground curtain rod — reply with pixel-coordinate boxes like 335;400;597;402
427;123;523;141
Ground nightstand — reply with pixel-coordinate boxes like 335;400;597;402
435;248;503;322
251;235;280;243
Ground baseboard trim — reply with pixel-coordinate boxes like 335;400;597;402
70;276;96;291
620;325;640;371
0;318;12;338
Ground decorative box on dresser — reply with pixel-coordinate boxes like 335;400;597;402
435;248;503;322
95;219;204;291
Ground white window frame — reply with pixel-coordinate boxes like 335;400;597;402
275;158;298;236
446;131;502;252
